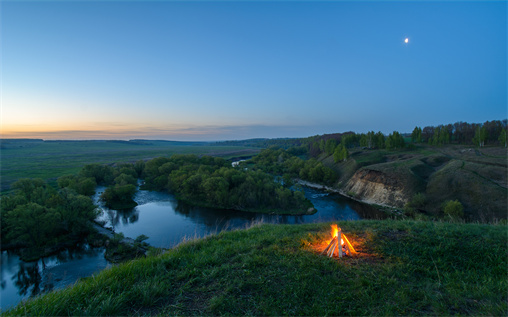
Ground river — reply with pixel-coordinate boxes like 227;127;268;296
1;184;384;310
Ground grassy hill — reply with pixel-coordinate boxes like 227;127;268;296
4;220;506;316
321;145;507;221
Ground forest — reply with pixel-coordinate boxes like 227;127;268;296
140;154;313;214
0;179;99;260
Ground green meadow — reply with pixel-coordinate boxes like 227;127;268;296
0;139;258;192
4;220;506;316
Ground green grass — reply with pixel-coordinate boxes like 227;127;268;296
0;140;259;192
5;220;506;316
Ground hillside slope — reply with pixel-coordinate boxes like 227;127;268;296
324;145;507;221
5;221;506;316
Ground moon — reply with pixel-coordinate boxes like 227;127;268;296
404;37;409;44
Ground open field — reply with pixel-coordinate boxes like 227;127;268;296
4;220;506;316
0;139;259;192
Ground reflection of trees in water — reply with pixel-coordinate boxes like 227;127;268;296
173;200;260;229
105;208;140;229
173;199;308;228
174;200;192;216
8;244;105;300
119;208;139;224
52;244;102;263
13;262;42;297
348;201;387;220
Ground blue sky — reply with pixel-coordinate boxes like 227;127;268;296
2;1;506;141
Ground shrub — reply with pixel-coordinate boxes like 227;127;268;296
443;200;464;219
404;193;426;216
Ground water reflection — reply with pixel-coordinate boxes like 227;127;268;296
98;185;384;249
13;261;42;297
1;246;108;310
103;207;140;230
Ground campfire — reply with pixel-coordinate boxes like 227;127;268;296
321;224;356;258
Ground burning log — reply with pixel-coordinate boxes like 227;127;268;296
322;236;336;256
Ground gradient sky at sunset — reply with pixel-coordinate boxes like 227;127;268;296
2;1;506;141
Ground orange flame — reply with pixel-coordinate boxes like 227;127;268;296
331;224;339;238
330;224;348;247
330;224;345;246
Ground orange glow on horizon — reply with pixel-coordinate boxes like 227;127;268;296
0;122;235;140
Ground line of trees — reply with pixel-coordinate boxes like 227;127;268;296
214;119;507;157
305;119;507;159
412;120;507;147
307;130;406;160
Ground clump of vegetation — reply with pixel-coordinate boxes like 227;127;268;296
442;199;464;220
105;233;148;263
251;148;338;185
56;175;97;196
404;192;427;216
142;154;313;214
0;178;99;260
100;184;138;209
78;162;142;209
5;221;506;316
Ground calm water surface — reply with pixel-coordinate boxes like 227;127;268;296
1;185;384;310
98;186;384;248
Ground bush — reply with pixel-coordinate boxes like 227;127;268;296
443;200;464;220
404;193;426;216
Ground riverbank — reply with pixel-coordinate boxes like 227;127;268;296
297;179;396;210
5;220;506;316
90;222;149;263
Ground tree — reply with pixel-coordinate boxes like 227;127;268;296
374;132;385;148
57;188;99;234
101;184;137;209
79;163;116;185
5;203;61;253
3;178;100;260
11;178;47;202
411;127;422;143
114;173;137;186
386;131;405;150
325;139;337;155
499;128;507;148
57;175;96;196
366;131;375;148
472;126;487;147
333;144;349;163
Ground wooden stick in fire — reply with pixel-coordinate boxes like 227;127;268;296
327;238;335;257
322;237;336;255
328;239;337;257
342;234;357;255
338;229;343;258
